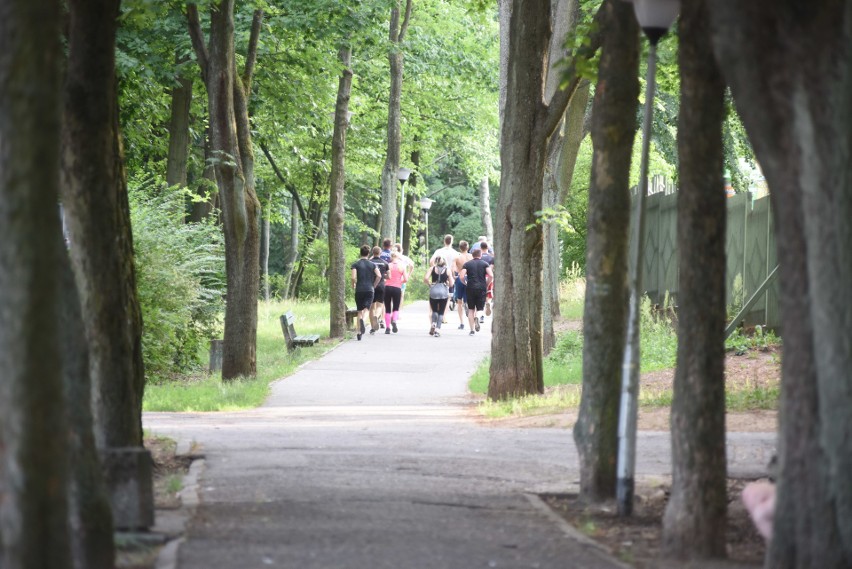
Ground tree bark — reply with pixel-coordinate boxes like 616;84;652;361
705;3;852;566
62;0;146;450
572;0;637;501
261;210;270;302
189;4;262;379
662;0;728;558
478;177;494;244
188;136;218;222
0;0;71;564
379;0;412;241
328;46;353;338
166;53;192;191
60;244;116;569
543;80;589;354
490;0;603;400
403;146;420;254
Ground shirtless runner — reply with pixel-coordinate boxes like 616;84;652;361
452;241;473;330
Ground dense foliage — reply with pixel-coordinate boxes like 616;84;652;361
129;180;225;379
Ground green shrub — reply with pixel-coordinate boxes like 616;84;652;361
130;180;225;380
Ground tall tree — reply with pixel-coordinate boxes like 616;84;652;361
61;0;154;529
541;0;581;355
0;0;71;564
166;54;192;192
662;0;728;558
478;177;494;244
706;3;852;566
188;4;263;379
60;247;116;569
542;79;589;354
328;45;353;338
379;0;413;241
490;0;602;400
572;0;637;501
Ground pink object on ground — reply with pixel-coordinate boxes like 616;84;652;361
742;481;776;541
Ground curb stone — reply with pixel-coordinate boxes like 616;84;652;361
154;453;205;569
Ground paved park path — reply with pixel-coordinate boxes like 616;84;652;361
144;301;775;569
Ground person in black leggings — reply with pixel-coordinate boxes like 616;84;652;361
424;256;453;337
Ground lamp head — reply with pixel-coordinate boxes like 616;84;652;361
626;0;679;45
419;197;434;211
397;167;412;182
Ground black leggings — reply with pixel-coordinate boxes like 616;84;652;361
429;297;448;316
384;286;402;313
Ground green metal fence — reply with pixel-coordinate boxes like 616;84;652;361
639;177;780;330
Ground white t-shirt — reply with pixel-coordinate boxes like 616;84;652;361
430;245;459;270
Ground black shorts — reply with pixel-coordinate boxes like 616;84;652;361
373;286;385;304
355;290;374;311
466;288;486;311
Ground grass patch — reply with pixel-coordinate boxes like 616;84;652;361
472;286;780;418
143;299;340;411
726;382;780;411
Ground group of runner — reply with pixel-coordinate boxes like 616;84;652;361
350;234;494;341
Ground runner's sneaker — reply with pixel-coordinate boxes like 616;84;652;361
469;330;475;336
434;331;440;337
485;303;491;316
449;299;456;311
360;319;366;335
475;321;480;332
458;324;465;330
385;328;391;335
480;315;485;323
357;332;362;341
392;321;398;333
429;324;436;336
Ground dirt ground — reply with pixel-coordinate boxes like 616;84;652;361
479;345;780;568
542;477;768;568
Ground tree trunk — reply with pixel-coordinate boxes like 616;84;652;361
478;177;494;244
543;79;589;354
706;3;852;566
403;146;420;254
60;244;115;569
490;0;603;400
284;198;300;297
572;0;637;501
188;137;217;222
62;0;146;450
489;0;553;399
328;46;353;338
379;0;412;241
0;3;71;565
166;53;192;191
541;0;580;356
189;4;262;379
662;0;728;558
261;209;270;302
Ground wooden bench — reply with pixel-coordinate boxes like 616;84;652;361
345;306;359;330
280;311;320;352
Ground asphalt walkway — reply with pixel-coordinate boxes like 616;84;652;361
144;300;775;569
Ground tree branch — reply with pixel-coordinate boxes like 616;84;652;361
241;9;263;97
186;4;209;85
539;3;606;142
398;0;414;42
259;141;307;221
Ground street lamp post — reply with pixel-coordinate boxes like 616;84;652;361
617;0;679;517
419;196;435;258
398;167;411;246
